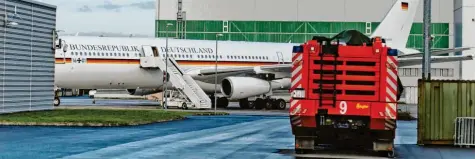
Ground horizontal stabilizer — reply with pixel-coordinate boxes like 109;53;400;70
398;47;472;58
399;55;474;67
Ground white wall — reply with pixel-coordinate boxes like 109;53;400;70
455;0;475;80
400;86;418;104
157;0;453;23
399;61;461;87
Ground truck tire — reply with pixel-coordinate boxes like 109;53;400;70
182;103;188;110
384;150;396;158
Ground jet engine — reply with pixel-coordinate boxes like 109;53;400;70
126;88;161;96
221;77;290;99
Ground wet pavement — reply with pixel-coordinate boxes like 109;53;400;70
0;97;473;159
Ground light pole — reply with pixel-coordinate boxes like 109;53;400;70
162;23;173;109
214;33;223;114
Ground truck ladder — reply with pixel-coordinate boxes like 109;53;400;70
318;41;339;108
139;45;212;109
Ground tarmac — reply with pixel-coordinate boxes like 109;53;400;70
0;97;473;159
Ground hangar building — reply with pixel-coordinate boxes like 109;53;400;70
0;0;56;113
155;0;460;104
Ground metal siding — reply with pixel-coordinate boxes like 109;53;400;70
157;20;450;49
0;0;55;114
417;80;475;145
156;0;453;49
401;86;418;104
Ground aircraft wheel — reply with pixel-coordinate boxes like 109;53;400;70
276;99;286;110
248;101;255;109
239;98;249;109
54;97;60;107
218;97;229;108
254;98;264;110
265;99;273;110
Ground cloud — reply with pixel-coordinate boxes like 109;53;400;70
77;5;92;12
96;0;123;12
130;1;155;10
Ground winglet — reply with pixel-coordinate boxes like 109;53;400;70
371;0;421;49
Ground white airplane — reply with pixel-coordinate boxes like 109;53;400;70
53;0;472;108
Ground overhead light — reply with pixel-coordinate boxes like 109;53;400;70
7;22;18;26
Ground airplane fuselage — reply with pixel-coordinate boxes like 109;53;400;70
54;36;295;92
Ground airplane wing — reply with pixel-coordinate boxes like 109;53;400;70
398;55;474;67
194;66;256;76
255;64;292;73
188;64;292;82
193;64;292;76
189;54;474;79
398;47;471;58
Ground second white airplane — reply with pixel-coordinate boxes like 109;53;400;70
53;0;472;108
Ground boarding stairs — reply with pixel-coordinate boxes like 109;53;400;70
139;45;212;109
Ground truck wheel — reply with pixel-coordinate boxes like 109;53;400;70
54;97;60;107
182;103;188;110
276;99;286;110
387;150;395;158
295;149;310;154
378;150;395;158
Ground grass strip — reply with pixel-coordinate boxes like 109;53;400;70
0;109;228;127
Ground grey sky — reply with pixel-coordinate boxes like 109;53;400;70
39;0;156;36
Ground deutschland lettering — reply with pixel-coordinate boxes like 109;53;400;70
160;47;214;54
69;44;140;52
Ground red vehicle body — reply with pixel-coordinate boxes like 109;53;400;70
289;30;403;157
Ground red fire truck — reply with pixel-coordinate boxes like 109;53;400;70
289;30;403;157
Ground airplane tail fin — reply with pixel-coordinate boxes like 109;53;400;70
371;0;421;49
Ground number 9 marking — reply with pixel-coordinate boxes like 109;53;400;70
339;101;347;114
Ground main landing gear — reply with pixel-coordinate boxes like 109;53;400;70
239;98;286;110
210;95;229;108
54;97;60;106
54;89;61;107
